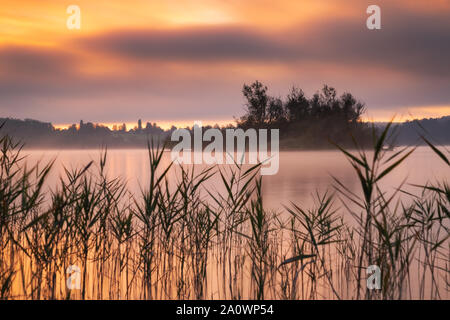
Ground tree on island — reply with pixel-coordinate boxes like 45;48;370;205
238;81;371;148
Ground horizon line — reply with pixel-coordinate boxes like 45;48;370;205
47;114;448;131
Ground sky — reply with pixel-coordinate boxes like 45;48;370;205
1;0;449;128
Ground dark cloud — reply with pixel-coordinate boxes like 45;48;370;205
80;11;450;78
0;46;76;77
300;11;450;78
0;46;81;99
80;26;297;62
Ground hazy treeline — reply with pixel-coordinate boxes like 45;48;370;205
0;118;173;148
1;81;449;148
383;116;450;146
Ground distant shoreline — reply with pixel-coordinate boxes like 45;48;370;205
2;115;449;150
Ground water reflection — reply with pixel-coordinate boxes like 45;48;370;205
23;147;449;212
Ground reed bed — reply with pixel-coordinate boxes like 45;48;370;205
0;124;448;300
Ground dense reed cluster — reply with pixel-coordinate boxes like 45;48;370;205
0;124;448;300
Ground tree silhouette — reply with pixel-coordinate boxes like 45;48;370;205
241;80;269;128
238;81;372;147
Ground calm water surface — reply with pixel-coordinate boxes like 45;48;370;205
23;147;449;212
